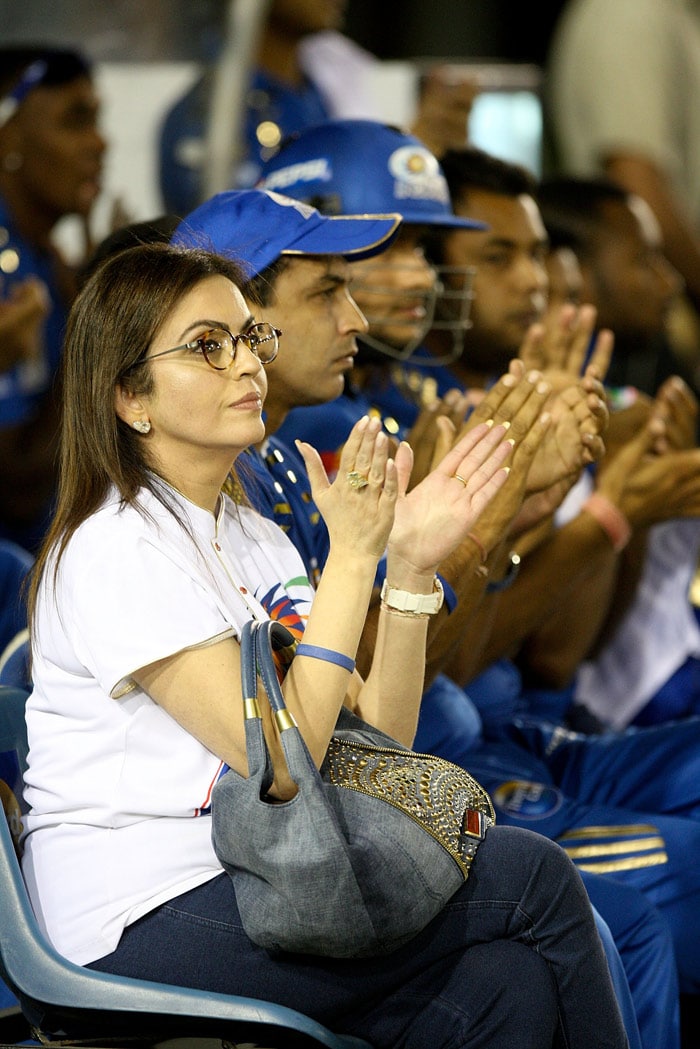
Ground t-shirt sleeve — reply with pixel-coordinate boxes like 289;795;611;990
55;523;233;698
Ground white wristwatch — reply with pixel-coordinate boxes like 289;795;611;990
380;576;444;615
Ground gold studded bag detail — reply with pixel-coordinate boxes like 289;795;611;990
325;735;494;878
212;620;495;959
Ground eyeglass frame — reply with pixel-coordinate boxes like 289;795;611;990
125;322;282;374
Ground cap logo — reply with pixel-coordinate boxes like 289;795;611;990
260;158;331;193
387;145;450;205
264;190;319;221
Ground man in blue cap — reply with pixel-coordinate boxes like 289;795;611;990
173;185;404;582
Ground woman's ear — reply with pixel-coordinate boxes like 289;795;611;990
114;382;150;431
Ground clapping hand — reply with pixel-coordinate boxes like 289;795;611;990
519;302;613;386
387;420;513;578
296;415;401;563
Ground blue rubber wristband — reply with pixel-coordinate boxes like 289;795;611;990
295;643;355;673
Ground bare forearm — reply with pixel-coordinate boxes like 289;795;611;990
282;544;378;764
422;536;507;686
519;550;619;688
587;530;649;658
451;513;618;686
357;604;429;746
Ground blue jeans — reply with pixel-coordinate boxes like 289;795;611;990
89;825;628;1049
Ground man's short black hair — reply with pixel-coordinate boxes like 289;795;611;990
440;146;538;203
242;257;293;308
425;148;538;268
0;46;92;101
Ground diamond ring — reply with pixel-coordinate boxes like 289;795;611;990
347;470;370;490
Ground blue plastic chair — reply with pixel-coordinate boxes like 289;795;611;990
0;541;33;655
0;630;30;690
0;685;371;1049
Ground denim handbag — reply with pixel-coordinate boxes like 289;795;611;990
211;619;495;958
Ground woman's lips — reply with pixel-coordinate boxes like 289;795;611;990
230;392;263;409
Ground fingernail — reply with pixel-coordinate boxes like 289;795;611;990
536;381;550;395
506;437;516;447
500;420;511;431
484;418;495;428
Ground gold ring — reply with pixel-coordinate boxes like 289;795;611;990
347;470;369;490
453;473;468;488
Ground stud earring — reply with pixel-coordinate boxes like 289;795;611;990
2;152;23;172
132;419;151;434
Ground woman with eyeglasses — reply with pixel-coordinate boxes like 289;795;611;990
21;241;628;1049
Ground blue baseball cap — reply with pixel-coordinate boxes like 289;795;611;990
257;120;487;231
172;188;401;279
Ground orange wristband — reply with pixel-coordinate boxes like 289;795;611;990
582;493;632;553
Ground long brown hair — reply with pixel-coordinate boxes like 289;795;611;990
28;242;246;626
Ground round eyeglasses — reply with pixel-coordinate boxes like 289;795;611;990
134;323;281;372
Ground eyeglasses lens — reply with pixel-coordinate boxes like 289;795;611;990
245;323;279;364
200;324;279;369
200;330;233;370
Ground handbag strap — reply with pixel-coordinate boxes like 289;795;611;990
238;620;274;788
239;620;258;709
239;618;297;716
253;619;297;718
252;619;320;780
238;618;312;785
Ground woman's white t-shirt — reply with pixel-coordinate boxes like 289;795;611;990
22;483;313;965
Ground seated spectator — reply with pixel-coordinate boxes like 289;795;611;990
538;175;687;396
536;174;700;727
22;236;628;1049
0;46;106;551
159;0;477;212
